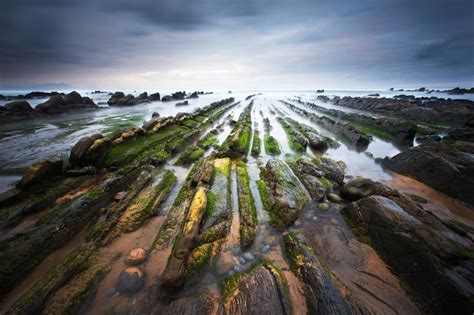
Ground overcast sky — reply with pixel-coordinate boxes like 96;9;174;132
0;0;473;90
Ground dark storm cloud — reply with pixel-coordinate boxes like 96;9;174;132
0;0;473;88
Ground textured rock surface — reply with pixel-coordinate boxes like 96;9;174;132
225;265;291;315
262;158;309;228
382;141;474;206
341;195;474;313
284;232;368;314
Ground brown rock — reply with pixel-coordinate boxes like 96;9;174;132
126;248;146;265
69;136;96;166
17;160;63;188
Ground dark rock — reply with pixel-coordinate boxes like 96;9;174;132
3;100;34;115
382;141;474;206
116;267;145;294
84;138;112;166
416;135;441;143
69;136;96;167
340;178;375;201
35;92;97;114
284;232;366;314
66;166;97;177
367;93;380;97
149;92;160;101
63;91;83;105
187;91;199;98
161;95;172;102
175;100;189;106
36;95;65;114
116;94;137;106
172;91;186;100
107;91;125;105
341;196;474;313
82;96;95;105
151;112;160;118
444;128;474;143
155;293;214;314
136;92;148;102
225;264;291;315
17;160;63;188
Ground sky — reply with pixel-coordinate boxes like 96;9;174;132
0;0;473;90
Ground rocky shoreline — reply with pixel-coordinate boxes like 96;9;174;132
0;91;98;119
0;92;473;314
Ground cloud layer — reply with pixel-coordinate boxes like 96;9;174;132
1;0;473;89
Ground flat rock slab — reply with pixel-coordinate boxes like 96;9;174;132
226;265;288;315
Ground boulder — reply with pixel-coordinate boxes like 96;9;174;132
63;91;83;105
82;96;95;105
35;92;96;114
69;136;96;167
116;267;145;294
116;94;136;106
126;248;146;265
107;91;125;105
161;95;172;102
149;92;160;101
17;160;63;188
136;92;148;102
3;100;34;115
84;138;112;166
340;178;375;201
171;91;186;100
175;100;189;106
382;141;474;206
187;91;199;98
36;95;65;114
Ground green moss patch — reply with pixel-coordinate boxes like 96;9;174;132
264;135;281;155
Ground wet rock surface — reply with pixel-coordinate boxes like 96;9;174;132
382;140;474;206
321;95;474;127
261;158;309;229
116;267;145;294
1;91;98;119
284;232;367;314
341;195;474;313
294;98;417;146
224;264;291;315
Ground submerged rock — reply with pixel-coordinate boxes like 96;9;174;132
116;267;145;294
340;178;375;201
175;100;189;106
